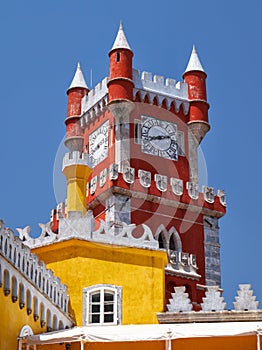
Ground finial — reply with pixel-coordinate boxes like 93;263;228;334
67;61;88;91
184;45;205;73
110;22;132;51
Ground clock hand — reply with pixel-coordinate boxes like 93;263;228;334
148;135;170;140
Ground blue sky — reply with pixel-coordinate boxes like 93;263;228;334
0;0;261;306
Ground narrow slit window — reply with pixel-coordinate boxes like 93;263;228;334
116;52;120;62
134;119;141;144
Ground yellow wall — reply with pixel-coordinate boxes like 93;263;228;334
0;286;42;350
33;240;168;325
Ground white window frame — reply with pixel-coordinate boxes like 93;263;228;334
82;284;122;326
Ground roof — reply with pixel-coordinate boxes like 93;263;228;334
26;322;262;345
184;45;205;73
111;21;132;51
67;62;88;91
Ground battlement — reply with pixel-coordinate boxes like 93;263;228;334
0;221;71;330
81;77;108;115
62;151;91;169
133;69;188;100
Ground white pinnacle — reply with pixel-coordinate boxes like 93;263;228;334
184;45;205;73
111;21;132;51
67;62;88;91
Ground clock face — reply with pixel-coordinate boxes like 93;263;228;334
89;120;109;166
141;116;178;160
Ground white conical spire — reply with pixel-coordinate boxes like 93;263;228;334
67;62;88;91
184;45;205;73
111;21;132;51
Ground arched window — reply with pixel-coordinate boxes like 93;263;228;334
83;285;122;326
158;233;166;249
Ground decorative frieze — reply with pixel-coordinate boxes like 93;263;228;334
90;176;97;195
138;170;151;188
170;178;183;196
21;211;158;250
186;182;199;200
86;164;226;207
202;186;214;203
109;163;118;180
167;286;193;312
201;286;226;312
233;284;259;311
0;222;70;318
217;189;226;206
155;174;167;192
99;168;107;188
123;167;135;184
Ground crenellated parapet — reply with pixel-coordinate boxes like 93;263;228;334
133;69;189;114
62;150;90;169
81;77;108;127
0;222;69;312
86;163;226;214
0;221;72;331
158;284;262;323
21;214;200;280
20;211;159;250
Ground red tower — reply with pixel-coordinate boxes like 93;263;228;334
107;22;134;103
60;23;226;310
65;62;89;152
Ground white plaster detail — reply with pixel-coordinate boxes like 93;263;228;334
90;176;97;195
57;202;66;219
111;21;132;51
181;252;189;266
138;170;151;188
203;186;215;203
100;168;107;188
81;77;108;124
170;178;183;196
186;182;199;199
123;167;135;184
133;69;188;102
16;226;31;242
86;183;89;197
201;286;226;312
184;45;205;73
109;163;119;180
233;284;259;311
155;174;167;192
1;223;70;320
167;286;193;312
62;151;91;170
67;62;88;91
217;189;226;206
21;209;159;250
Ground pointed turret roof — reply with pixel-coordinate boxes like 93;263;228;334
111;21;132;51
67;62;88;91
184;45;205;73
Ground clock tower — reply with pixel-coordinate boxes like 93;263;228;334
63;23;226;310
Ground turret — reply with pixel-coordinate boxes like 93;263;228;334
183;46;210;144
65;62;89;152
107;22;134;103
62;152;92;217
